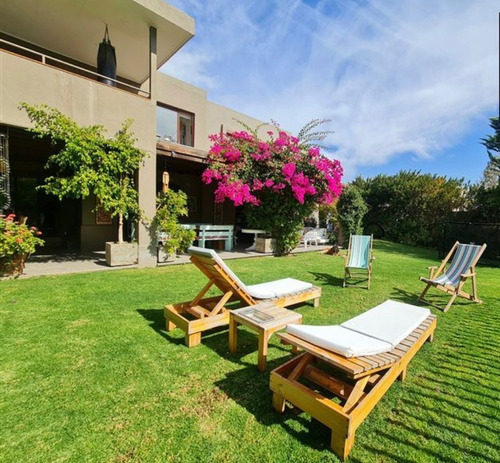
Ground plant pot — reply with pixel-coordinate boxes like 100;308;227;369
157;247;175;264
255;237;276;253
0;253;27;278
105;242;138;267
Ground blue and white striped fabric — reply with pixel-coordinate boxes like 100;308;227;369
348;235;371;269
432;244;482;287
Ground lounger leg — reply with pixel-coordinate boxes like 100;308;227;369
185;332;201;347
427;332;434;343
313;297;320;308
471;274;480;302
418;283;431;302
166;319;176;331
398;367;407;381
331;429;356;462
272;393;286;412
443;293;458;313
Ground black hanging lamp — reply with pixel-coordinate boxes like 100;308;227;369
97;24;117;86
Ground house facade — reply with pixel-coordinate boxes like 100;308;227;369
0;0;265;266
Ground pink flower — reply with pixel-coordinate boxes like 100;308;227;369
282;163;296;178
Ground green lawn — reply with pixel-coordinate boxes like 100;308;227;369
1;241;499;463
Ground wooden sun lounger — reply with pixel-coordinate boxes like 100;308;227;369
164;251;321;347
270;314;437;460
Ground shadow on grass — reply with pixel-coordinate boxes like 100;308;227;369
137;308;188;346
307;271;344;287
213;362;332;453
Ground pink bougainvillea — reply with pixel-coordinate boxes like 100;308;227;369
202;127;343;207
201;123;343;255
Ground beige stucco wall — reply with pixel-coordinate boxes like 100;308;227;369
156;72;268;151
0;51;158;260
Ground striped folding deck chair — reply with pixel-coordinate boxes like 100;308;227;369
343;235;374;289
419;241;487;312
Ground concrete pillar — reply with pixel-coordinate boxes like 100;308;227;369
137;26;158;267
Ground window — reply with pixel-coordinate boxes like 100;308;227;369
156;105;194;147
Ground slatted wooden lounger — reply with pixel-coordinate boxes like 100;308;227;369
270;300;437;460
164;246;322;347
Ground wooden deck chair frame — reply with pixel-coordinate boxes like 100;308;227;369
343;234;374;289
164;253;321;347
270;315;437;461
418;241;487;312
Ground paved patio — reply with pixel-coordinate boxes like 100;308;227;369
21;244;332;278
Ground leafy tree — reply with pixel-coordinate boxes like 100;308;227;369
353;171;465;247
481;160;500;189
153;189;196;255
481;116;500;173
465;183;500;222
336;185;367;247
20;103;148;244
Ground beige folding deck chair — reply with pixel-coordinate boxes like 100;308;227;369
270;300;437;461
164;247;321;347
344;234;374;289
419;241;487;312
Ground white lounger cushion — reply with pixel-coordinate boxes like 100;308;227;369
187;247;313;299
246;278;313;299
286;324;393;357
286;299;430;357
341;300;430;347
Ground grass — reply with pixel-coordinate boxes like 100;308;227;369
0;240;499;463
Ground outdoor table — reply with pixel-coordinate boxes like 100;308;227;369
229;302;302;371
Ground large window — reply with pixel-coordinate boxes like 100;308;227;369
156;105;194;147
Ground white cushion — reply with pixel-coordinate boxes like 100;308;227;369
286;324;393;358
341;300;430;347
246;278;313;299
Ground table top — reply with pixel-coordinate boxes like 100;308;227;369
241;229;266;234
231;302;302;329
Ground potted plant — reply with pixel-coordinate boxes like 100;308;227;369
0;214;44;278
20;103;148;266
201;119;343;255
153;189;195;261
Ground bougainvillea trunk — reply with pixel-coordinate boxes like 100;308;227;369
118;213;124;244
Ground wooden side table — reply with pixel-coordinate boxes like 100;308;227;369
229;302;302;371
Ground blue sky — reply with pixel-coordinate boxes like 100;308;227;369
162;0;499;183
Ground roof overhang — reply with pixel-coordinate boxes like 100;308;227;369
0;0;195;83
157;140;207;163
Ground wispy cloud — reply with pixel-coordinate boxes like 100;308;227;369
162;0;499;179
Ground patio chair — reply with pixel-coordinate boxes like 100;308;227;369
164;246;321;347
270;300;437;461
419;241;487;312
344;234;374;289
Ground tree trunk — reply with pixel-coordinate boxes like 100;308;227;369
118;213;124;244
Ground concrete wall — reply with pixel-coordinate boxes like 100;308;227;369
156;73;268;151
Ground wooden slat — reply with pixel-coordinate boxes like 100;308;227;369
303;364;353;400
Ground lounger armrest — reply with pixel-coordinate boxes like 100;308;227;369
427;266;438;279
460;271;475;279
